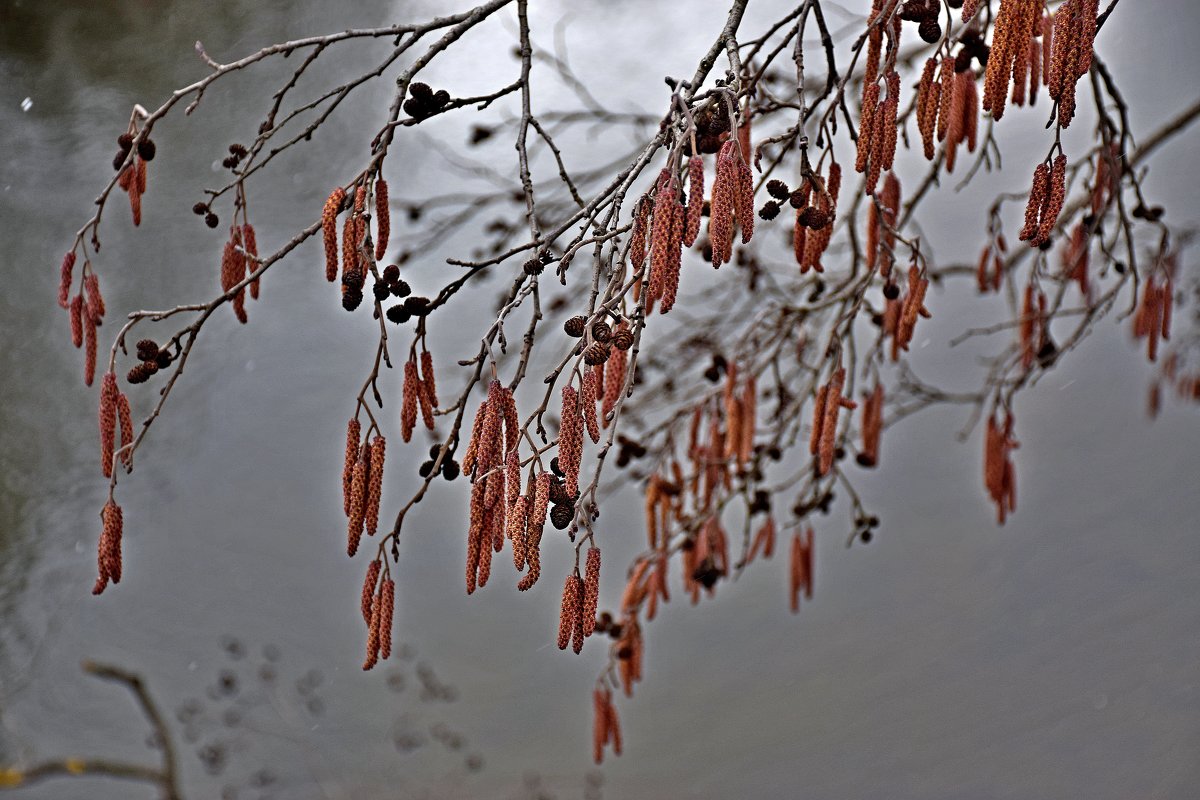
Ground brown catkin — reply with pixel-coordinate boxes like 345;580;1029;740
461;399;488;476
84;273;105;321
709;142;736;266
416;361;435;432
557;574;579;650
379;579;395;660
241;223;261;300
810;384;829;456
936;56;956;142
466;482;485;593
420;350;438;409
128;159;143;226
684;156;704;247
341;214;358;281
116;392;134;468
582;547;601;637
916;59;940;161
58;252;75;309
343;418;361;516
559;385;583;498
509;495;528;571
92;500;124;595
856;82;880;175
84;310;97;386
99;372;118;478
962;0;980;21
1019;163;1050;241
629;197;650;269
733;148;755;244
365;435;385;536
581;367;601;444
322;187;345;282
70;294;84;348
880;72;900;172
818;369;845;476
1036;153;1067;245
363;593;381;670
648;170;677;302
401;360;419;442
362;559;382;624
374;178;390;261
347;453;368;557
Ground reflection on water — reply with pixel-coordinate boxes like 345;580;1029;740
2;1;1199;798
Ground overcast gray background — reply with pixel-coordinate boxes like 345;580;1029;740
1;1;1198;798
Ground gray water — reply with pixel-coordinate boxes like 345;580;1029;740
1;1;1198;798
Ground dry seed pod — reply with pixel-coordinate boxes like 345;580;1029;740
322;187;346;282
583;341;611;366
564;315;587;337
611;327;634;351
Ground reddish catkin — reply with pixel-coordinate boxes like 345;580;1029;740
581;367;601;444
83;272;105;321
860;383;883;467
70;294;84;348
629;197;650;270
1029;38;1042;106
379;579;395;660
582;547;601;637
58;252;75;309
733;147;755;244
363;593;382;670
559;385;584;498
347;452;368;557
92;500;124;595
709;144;736;267
466;482;485;594
322;187;345;282
1019;163;1050;241
128;159;143;226
916;58;940;161
461;398;488;476
343;418;361;517
374;178;390;261
401;359;419;442
416;366;435;432
880;72;900;172
341;214;358;282
818;368;851;476
1036;154;1068;245
660;197;685;313
963;72;979;154
937;56;956;142
419;350;438;409
509;495;528;571
647;170;677;303
557;574;580;651
84;310;97;386
365;435;385;536
962;0;980;21
684;156;704;247
116;392;134;469
602;333;628;424
136;157;147;196
99;372;118;479
361;559;381;624
856;82;880;176
809;384;829;456
242;223;260;301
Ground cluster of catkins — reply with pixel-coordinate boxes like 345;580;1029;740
321;177;391;312
1132;272;1173;364
401;350;439;442
787;528;815;614
58;253;105;386
984;409;1019;524
342;419;386;558
1019;283;1050;371
360;558;396;670
1019;154;1067;248
219;222;259;323
915;52;979;172
811;367;859;477
563;315;634;428
113;131;155;227
557;547;602;654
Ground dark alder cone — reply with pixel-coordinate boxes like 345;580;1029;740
391;279;412;298
611;329;634;351
548;477;571;505
759;201;781;221
442;459;461;481
410;81;433;99
117;133;134;150
523;258;543;275
192;202;208;215
918;18;942;43
137;138;156;160
205;212;219;228
591;320;612;343
432;89;450;108
564;315;587;337
136;339;160;361
788;188;808;209
402;296;431;316
126;363;156;384
583;342;611;366
372;281;391;302
883;282;901;300
382;264;401;284
766;179;790;200
386;304;410;324
550;503;574;530
154;349;172;369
